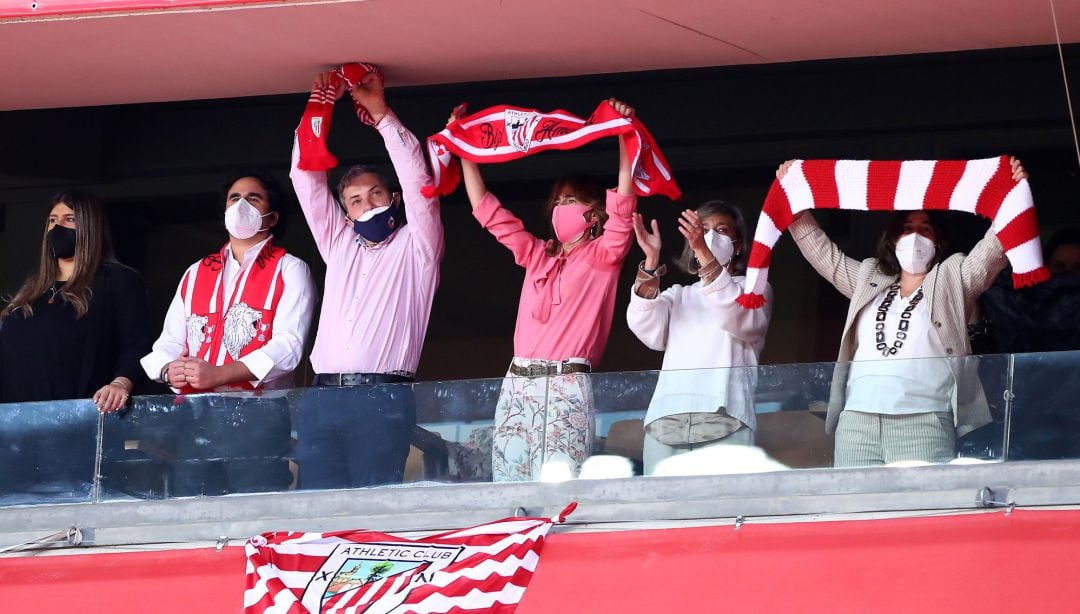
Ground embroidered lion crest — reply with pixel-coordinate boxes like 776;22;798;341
222;302;263;361
185;314;209;355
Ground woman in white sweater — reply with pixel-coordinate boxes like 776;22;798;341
627;201;772;475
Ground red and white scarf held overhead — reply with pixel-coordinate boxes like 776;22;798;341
423;101;682;200
736;157;1050;309
296;62;384;172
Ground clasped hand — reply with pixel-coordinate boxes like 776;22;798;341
163;352;222;391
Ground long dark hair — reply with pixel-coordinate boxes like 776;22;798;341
543;175;607;257
874;211;949;276
2;190;117;320
674;200;749;275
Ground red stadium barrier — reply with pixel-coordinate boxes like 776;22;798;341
1;509;1079;613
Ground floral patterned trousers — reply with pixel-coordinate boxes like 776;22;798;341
491;364;595;482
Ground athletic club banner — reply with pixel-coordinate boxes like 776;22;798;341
423;101;682;200
243;503;576;613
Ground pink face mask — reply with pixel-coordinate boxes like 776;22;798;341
552;204;593;244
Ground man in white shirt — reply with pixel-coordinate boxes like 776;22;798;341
141;171;316;496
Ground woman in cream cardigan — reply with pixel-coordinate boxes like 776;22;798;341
778;157;1027;467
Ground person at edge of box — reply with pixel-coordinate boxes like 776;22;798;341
289;67;444;489
141;171;316;497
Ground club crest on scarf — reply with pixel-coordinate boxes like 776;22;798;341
424;101;682;200
311;116;323;139
223;302;263;360
505;109;542;153
300;542;466;612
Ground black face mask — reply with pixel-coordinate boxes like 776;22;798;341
48;225;77;259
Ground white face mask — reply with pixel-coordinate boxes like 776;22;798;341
894;232;936;274
224;198;271;240
703;230;734;265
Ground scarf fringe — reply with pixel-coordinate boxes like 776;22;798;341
735;293;768;309
1013;266;1051;288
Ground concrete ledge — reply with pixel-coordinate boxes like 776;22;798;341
2;460;1080;551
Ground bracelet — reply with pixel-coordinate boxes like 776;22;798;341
109;380;130;393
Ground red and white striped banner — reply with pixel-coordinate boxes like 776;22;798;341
423;101;681;201
737;157;1050;308
243;503;576;614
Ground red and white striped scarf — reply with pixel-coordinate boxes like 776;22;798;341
423;101;681;200
737;157;1050;309
296;62;384;172
244;503;576;614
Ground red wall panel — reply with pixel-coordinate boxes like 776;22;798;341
1;510;1078;613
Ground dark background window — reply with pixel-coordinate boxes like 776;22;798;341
0;45;1077;391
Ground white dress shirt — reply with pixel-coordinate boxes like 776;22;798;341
141;237;316;391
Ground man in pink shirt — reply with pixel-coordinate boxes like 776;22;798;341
290;70;444;489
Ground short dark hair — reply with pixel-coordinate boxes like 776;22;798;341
874;211;949;276
337;165;397;202
674;200;749;275
220;170;283;213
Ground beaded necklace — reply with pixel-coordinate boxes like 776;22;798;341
874;283;924;357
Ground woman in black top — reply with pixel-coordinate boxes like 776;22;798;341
0;190;150;492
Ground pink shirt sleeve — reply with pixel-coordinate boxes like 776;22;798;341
289;136;346;263
591;189;637;267
472;191;546;268
376;110;444;264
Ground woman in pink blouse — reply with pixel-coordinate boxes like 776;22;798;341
455;99;638;481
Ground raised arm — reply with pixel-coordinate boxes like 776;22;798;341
461;158;489;212
588;99;639;265
356;73;444;263
472;190;545;268
444;105;490;211
789;211;862;299
449;108;544;266
290;72;349;262
612;98;634;197
626;213;672;350
776;161;861;298
960;157;1026;298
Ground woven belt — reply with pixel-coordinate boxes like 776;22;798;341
314;372;414;387
508;362;591;378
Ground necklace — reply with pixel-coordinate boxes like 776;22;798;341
874;283;924;357
46;283;62;304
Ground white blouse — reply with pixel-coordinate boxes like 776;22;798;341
846;286;953;415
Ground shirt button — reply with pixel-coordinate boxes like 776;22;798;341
934;321;942;328
946;348;954;355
